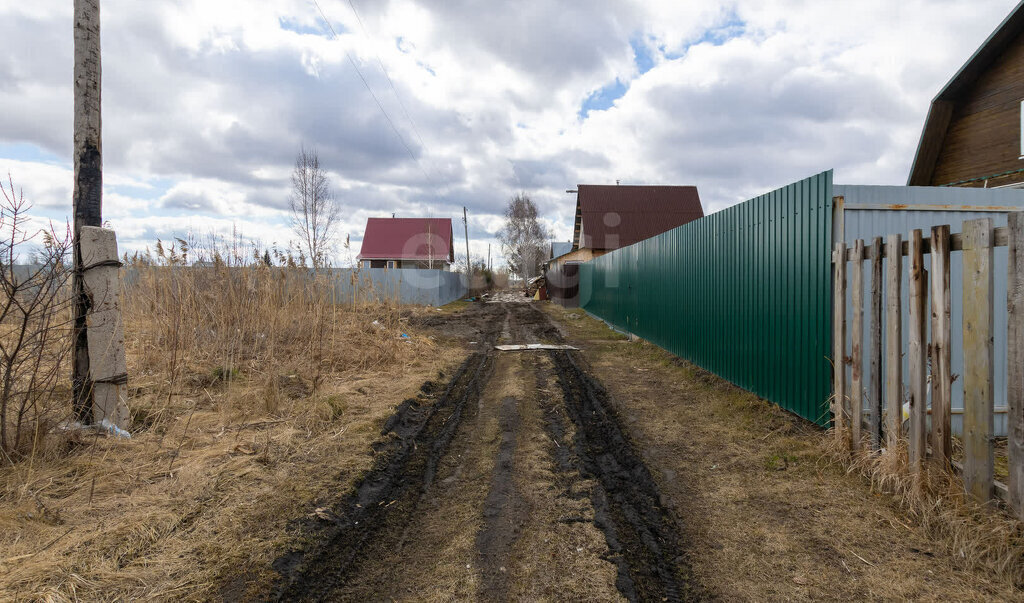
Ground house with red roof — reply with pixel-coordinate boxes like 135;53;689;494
356;217;454;270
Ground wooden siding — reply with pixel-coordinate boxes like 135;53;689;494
931;30;1024;187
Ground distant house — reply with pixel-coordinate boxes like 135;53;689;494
356;217;454;270
545;184;703;308
559;184;704;263
908;1;1024;187
549;241;573;262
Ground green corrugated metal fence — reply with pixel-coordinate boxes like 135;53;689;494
579;171;833;425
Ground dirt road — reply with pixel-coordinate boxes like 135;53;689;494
270;300;1021;602
272;301;699;601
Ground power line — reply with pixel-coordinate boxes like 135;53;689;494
311;0;436;189
346;0;427;152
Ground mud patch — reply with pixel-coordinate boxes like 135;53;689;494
270;349;492;601
475;395;527;600
548;349;703;602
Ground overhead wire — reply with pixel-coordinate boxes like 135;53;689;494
310;0;438;193
346;0;428;152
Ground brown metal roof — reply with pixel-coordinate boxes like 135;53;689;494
357;217;454;261
571;185;703;251
908;0;1024;185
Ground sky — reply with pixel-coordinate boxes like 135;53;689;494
0;0;1019;267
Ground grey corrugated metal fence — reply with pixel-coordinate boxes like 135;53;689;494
328;267;465;306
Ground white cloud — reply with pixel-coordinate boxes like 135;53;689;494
0;0;1019;267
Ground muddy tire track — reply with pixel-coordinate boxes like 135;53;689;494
271;305;506;601
271;302;700;602
547;348;703;602
475;395;527;600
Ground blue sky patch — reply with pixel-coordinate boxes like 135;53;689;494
578;78;628;120
665;12;747;60
278;16;339;37
630;36;656;76
0;142;65;165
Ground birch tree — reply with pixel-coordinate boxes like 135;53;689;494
498;193;547;280
289;147;340;268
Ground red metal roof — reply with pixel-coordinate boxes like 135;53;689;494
357;217;454;261
572;185;704;251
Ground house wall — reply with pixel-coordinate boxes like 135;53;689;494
362;259;450;270
550;247;604;267
931;30;1024;187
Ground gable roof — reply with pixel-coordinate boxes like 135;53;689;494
571;185;704;251
550;241;573;260
908;0;1024;185
357;217;454;262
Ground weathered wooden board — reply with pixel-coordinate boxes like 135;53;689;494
885;234;903;449
869;237;883;450
962;218;995;503
833;243;847;440
930;225;952;469
1007;212;1024;519
851;239;864;451
908;230;927;480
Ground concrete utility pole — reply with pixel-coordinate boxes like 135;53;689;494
73;0;129;428
73;0;103;422
462;206;470;275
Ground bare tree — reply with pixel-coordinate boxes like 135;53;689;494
497;193;548;281
0;175;73;461
289;146;340;268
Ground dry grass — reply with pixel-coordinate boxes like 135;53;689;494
541;301;1024;600
826;434;1024;588
0;262;465;600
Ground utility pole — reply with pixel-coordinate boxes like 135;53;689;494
73;0;103;422
462;206;471;275
487;243;491;272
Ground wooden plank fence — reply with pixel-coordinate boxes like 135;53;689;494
832;216;1024;519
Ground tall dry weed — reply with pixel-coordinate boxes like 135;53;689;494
826;432;1024;586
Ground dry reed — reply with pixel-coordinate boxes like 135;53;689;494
825;430;1024;587
0;235;460;600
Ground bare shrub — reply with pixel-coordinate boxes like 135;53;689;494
0;175;72;463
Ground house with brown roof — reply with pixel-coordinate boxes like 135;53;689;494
545;184;703;307
908;0;1024;187
356;217;454;270
559;184;704;263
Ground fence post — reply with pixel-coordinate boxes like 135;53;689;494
1007;212;1024;519
962;218;994;504
833;242;847;441
908;230;927;482
851;239;864;451
885;234;903;450
869;237;883;450
930;225;952;469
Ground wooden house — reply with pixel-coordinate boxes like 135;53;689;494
909;1;1024;187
